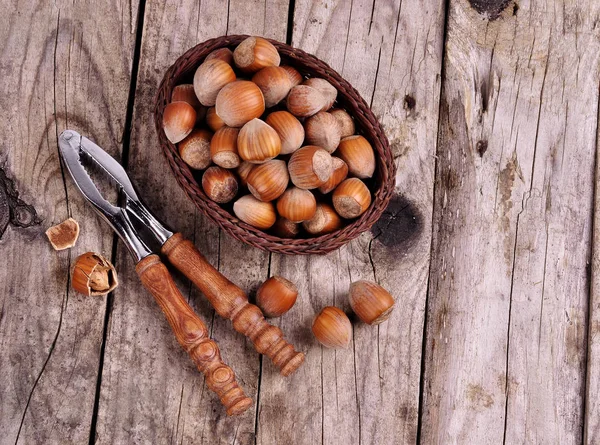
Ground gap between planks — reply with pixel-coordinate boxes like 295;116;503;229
87;0;148;443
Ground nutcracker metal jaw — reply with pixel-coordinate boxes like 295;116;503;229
58;130;173;262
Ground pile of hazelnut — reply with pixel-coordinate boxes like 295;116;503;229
163;36;376;238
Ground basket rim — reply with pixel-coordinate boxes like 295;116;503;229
154;35;396;255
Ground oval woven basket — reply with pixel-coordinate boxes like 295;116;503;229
154;35;396;255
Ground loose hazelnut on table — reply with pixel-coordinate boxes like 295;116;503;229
46;217;80;250
349;280;395;325
256;276;298;318
312;306;352;349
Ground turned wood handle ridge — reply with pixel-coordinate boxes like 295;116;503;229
136;255;252;415
162;233;305;376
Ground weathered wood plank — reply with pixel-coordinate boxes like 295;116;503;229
0;0;139;443
93;1;290;444
422;0;600;443
585;94;600;443
258;0;445;444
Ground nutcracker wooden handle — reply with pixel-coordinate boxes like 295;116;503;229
136;255;252;415
162;233;305;376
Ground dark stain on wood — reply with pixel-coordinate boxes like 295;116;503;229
476;140;488;156
370;194;423;249
0;164;41;239
467;0;512;20
466;383;494;409
404;95;416;110
445;169;459;190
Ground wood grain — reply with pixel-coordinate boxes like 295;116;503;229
0;0;139;443
422;0;600;443
258;1;446;444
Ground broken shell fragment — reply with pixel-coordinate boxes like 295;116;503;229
46;217;80;250
72;252;118;296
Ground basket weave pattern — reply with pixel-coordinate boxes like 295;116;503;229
154;35;396;255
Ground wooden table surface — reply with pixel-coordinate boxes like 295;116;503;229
2;0;600;444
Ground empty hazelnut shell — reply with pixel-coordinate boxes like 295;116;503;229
72;252;118;297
